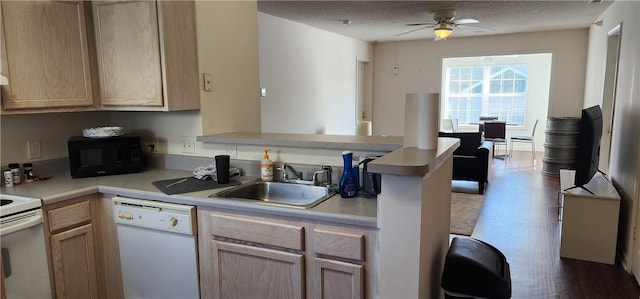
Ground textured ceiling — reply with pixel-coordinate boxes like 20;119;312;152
258;1;613;42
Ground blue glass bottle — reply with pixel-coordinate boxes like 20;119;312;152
339;151;357;198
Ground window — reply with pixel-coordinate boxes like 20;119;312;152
444;63;529;125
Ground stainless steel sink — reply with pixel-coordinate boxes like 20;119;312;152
213;181;336;209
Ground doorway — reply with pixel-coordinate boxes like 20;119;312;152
599;23;622;174
356;59;372;130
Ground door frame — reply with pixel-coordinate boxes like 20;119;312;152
599;23;622;174
356;58;373;130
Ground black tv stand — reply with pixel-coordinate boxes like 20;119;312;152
597;169;611;183
563;185;595;195
564;168;608;194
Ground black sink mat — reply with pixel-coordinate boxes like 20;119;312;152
152;177;240;195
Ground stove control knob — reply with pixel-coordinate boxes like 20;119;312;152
170;217;178;227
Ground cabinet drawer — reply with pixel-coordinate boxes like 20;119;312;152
210;214;304;251
48;200;92;232
313;229;365;261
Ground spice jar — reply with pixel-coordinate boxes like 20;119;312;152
4;170;14;187
23;163;34;183
8;163;21;185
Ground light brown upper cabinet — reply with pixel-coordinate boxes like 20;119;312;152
0;1;99;114
93;1;200;111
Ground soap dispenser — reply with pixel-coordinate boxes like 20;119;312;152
339;151;357;198
261;149;273;181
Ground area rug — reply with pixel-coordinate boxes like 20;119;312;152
450;192;486;236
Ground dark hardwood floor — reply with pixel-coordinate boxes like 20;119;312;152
453;151;640;299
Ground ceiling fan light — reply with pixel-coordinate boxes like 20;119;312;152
434;27;452;39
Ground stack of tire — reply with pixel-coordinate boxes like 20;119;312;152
542;117;581;176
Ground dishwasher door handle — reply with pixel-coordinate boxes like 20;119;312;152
117;212;134;220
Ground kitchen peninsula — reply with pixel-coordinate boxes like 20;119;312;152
1;135;459;299
199;133;460;298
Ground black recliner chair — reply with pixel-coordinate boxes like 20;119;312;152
438;132;492;194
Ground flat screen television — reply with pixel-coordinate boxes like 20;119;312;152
573;105;603;188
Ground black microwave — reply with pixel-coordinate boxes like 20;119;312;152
68;135;143;178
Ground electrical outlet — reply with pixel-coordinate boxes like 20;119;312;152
223;145;237;158
203;73;212;92
27;140;41;159
181;136;196;154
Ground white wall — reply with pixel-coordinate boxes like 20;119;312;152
372;29;589;141
584;1;640;273
258;13;372;135
0;112;110;165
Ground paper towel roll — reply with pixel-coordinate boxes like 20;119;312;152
356;121;372;136
404;93;440;149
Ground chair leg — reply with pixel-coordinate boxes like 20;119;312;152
478;181;485;195
531;141;535;161
510;140;513;157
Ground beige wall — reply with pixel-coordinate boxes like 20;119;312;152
258;13;373;135
372;29;589;137
115;1;262;156
584;1;640;273
197;1;261;136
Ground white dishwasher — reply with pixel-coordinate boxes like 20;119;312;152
113;196;199;299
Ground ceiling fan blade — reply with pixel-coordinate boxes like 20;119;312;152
406;22;436;27
457;24;496;32
454;18;479;25
395;26;431;37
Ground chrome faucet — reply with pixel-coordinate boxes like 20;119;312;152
277;164;333;187
279;164;303;181
312;166;333;187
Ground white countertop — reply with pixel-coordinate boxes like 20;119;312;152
1;137;461;228
0;167;378;228
368;137;460;176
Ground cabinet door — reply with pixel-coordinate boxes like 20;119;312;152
50;224;99;299
94;1;163;107
314;258;364;299
1;1;95;110
212;241;305;299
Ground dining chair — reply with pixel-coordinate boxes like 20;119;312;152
451;118;460;132
510;119;539;161
478;116;499;133
483;121;508;159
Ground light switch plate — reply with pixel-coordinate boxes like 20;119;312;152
27;140;41;159
181;136;196;154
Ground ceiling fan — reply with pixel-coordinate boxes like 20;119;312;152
396;9;487;40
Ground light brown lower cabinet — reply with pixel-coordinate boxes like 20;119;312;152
44;197;99;299
198;207;377;299
50;224;99;299
43;194;124;299
212;241;305;298
314;258;364;299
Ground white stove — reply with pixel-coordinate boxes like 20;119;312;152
0;193;42;217
0;193;51;298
